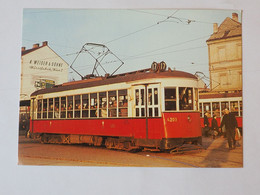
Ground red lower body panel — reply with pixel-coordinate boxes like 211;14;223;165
30;112;201;140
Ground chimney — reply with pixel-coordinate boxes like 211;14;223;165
33;43;39;49
42;41;48;46
213;23;218;33
21;47;26;52
232;13;238;22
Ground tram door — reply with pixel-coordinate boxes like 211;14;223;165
134;84;160;117
133;84;160;139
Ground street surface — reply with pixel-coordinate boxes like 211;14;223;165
18;135;243;167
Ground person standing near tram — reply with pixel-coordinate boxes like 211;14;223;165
220;108;238;150
203;112;210;137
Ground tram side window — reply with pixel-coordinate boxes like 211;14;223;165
221;102;229;115
240;101;243;116
48;98;54;119
231;101;239;116
154;88;158;105
179;87;193;110
54;97;60;118
67;96;73;118
90;93;97;117
37;99;42;119
74;95;81;118
99;92;107;118
61;97;66;118
212;102;220;117
82;94;89;118
203;103;211;117
118;89;128;117
108;91;117;117
43;99;47;118
199;103;202;117
164;88;176;111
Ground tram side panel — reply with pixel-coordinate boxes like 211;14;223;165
162;112;201;138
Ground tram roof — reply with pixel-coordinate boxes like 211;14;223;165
31;69;197;96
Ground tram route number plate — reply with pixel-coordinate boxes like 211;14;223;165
167;117;177;122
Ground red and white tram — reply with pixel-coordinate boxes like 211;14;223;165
199;91;243;131
28;66;202;151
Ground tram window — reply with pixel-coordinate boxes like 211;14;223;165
141;108;145;117
82;94;89;118
154;107;159;117
179;87;193;110
74;95;81;118
61;97;66;118
164;88;176;111
37;99;42;119
136;108;139;117
231;101;239;116
67;96;73;118
90;93;97;117
221;101;229;115
135;89;139;105
43;99;47;119
108;91;117;117
54;97;60;118
194;88;198;111
119;89;128;117
203;103;211;117
48;98;54;119
154;88;158;105
99;92;107;118
199;103;202;117
240;101;243;116
141;89;144;105
148;89;153;106
212;102;220;117
149;108;153;117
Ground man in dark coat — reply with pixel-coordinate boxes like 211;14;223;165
203;112;210;137
220;108;238;150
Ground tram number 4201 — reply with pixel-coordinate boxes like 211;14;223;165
167;117;178;122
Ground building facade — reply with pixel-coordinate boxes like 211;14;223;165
206;13;242;92
19;41;68;131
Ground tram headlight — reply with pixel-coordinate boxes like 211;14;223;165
187;115;191;122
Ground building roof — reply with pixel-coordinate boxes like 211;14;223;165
31;69;198;96
207;17;242;42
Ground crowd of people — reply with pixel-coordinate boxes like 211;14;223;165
203;108;239;150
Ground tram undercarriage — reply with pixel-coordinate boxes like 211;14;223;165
28;132;202;153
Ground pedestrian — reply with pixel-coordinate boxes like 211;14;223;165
204;112;210;137
220;108;238;150
211;115;218;139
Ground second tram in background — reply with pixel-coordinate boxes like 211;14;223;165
28;63;202;152
199;91;243;133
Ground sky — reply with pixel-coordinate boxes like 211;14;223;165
22;9;241;82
